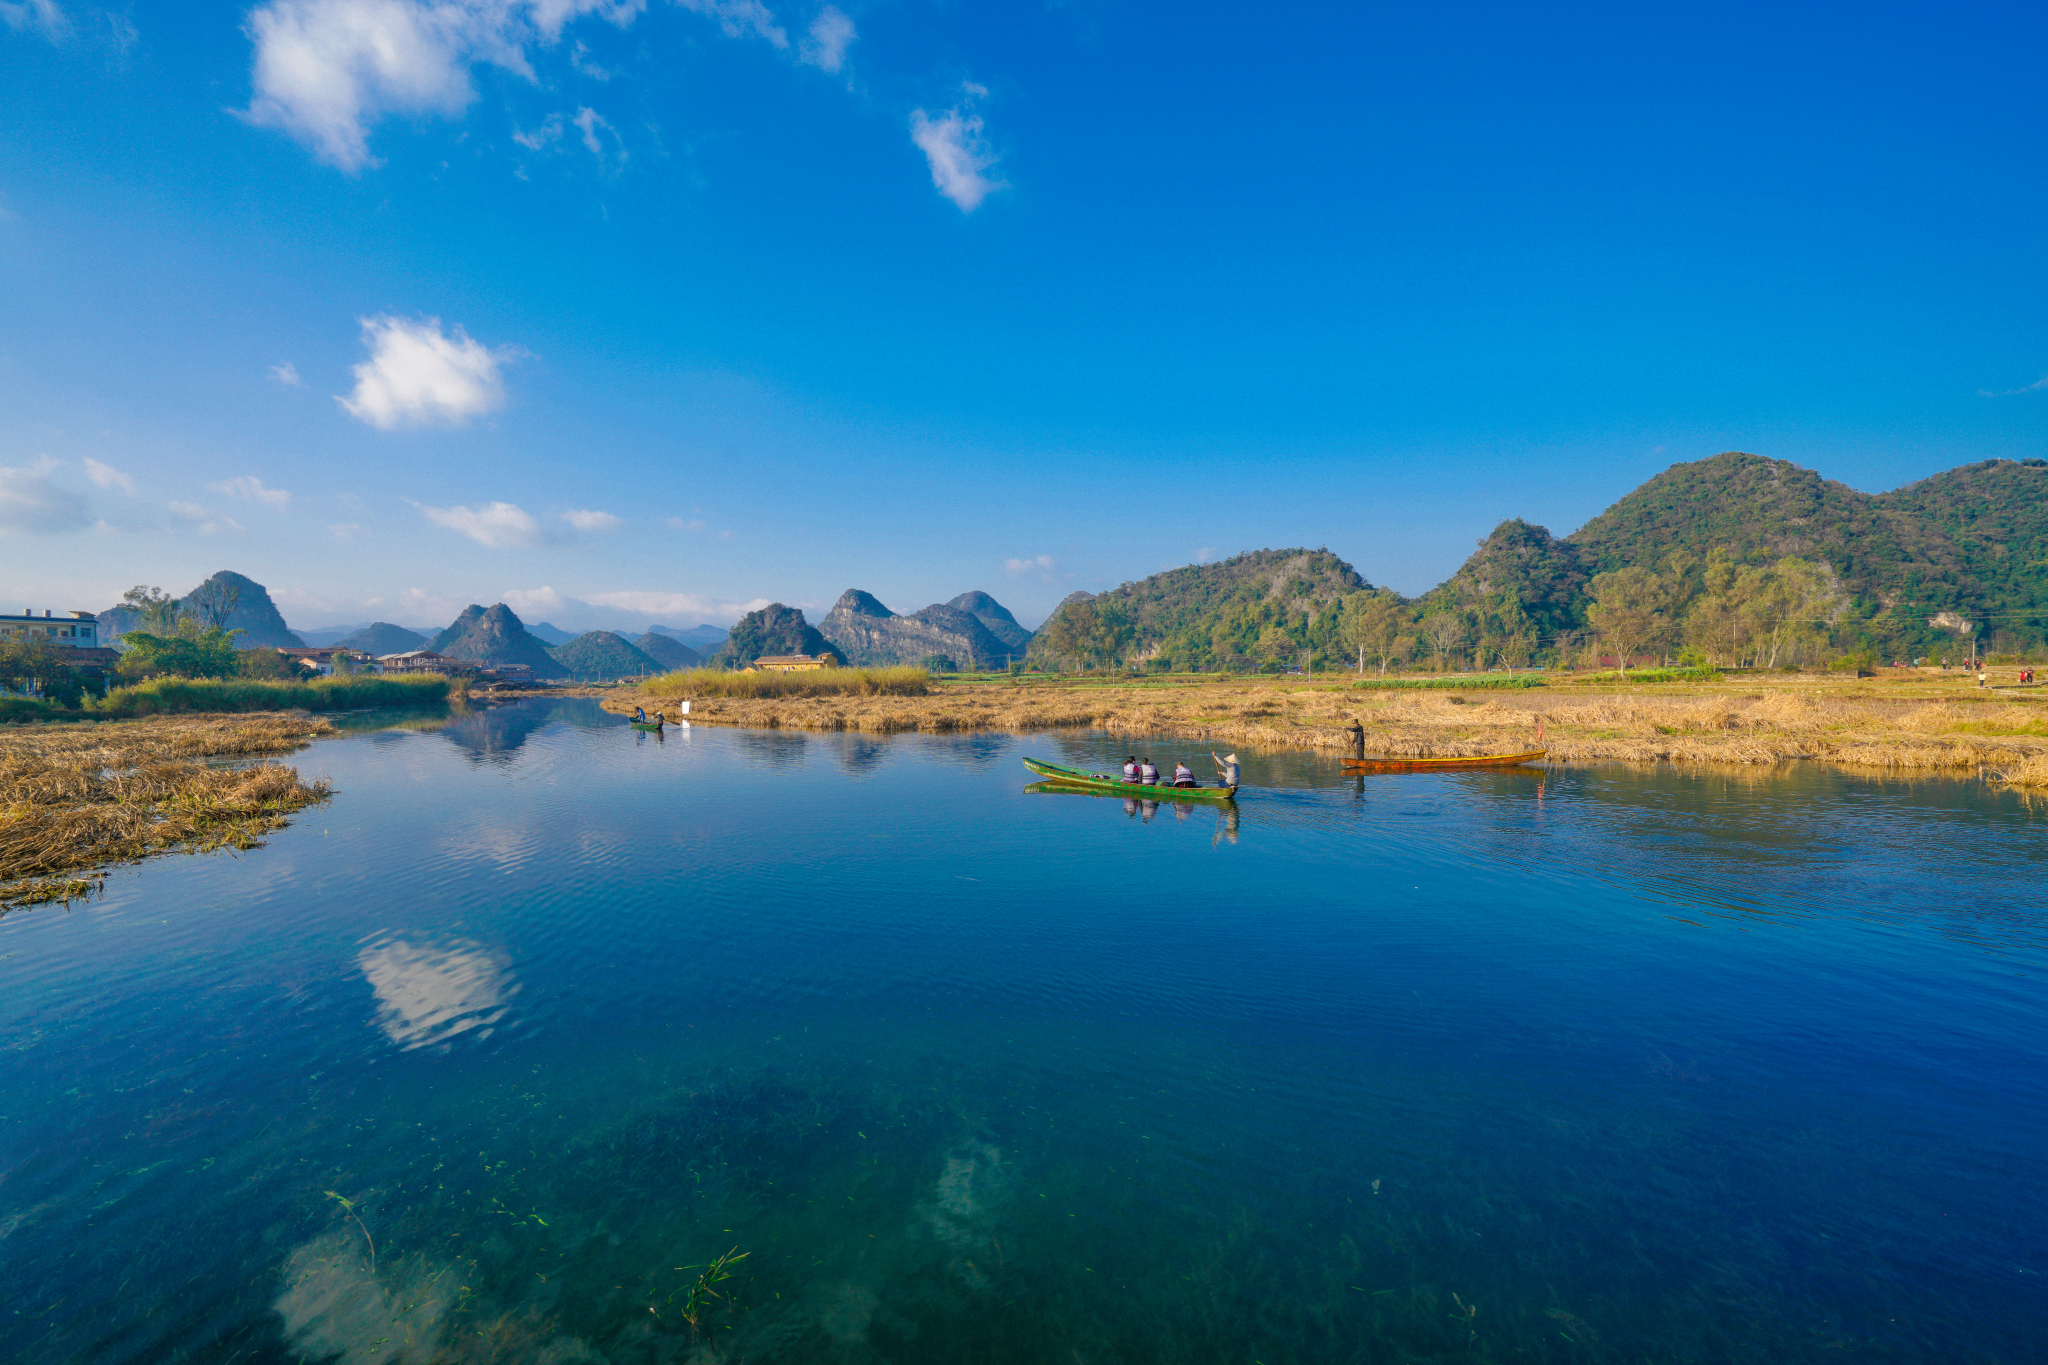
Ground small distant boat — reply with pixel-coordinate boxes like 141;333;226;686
630;720;663;731
1022;757;1238;803
1341;749;1546;772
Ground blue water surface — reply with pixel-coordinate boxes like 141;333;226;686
1;697;2043;1363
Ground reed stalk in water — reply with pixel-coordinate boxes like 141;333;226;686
0;712;333;910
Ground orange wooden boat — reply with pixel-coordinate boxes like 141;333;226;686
1340;749;1546;772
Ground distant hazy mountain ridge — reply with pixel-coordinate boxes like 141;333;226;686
549;631;663;679
333;622;429;655
818;589;1021;668
634;632;704;670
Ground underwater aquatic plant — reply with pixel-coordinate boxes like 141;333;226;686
324;1190;376;1273
668;1246;749;1334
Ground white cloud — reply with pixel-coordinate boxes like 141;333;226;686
1980;374;2048;398
666;515;708;531
211;474;293;509
169;500;245;536
417;499;543;547
501;585;564;615
561;507;622;531
1003;553;1056;581
798;4;852;72
569;38;609;78
513;112;563;149
1195;546;1216;563
331;521;370;542
572;105;622;159
677;0;783;46
910;92;1002;212
583;589;770;622
271;360;304;386
339;314;523;429
0;456;88;534
83;457;136;493
241;0;791;171
0;0;68;42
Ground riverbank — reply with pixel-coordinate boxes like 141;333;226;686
0;712;334;911
608;667;2048;780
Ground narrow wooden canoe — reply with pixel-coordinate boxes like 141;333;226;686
1340;749;1545;772
630;721;663;731
1022;757;1238;803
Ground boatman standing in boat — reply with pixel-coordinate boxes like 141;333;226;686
1344;718;1366;761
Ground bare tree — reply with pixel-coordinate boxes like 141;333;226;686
120;585;182;635
185;577;242;632
1585;568;1669;676
1421;612;1467;672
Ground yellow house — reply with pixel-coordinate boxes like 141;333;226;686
749;652;840;673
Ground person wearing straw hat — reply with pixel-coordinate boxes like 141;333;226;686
1211;751;1240;787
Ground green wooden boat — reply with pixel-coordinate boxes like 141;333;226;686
629;720;663;731
1022;757;1238;803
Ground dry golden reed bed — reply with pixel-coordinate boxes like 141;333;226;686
612;669;2048;786
0;712;334;910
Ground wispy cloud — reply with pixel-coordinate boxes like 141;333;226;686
83;457;136;493
1195;546;1216;563
270;360;304;386
240;0;792;171
573;105;623;160
514;113;564;150
330;521;370;543
0;0;68;43
561;507;622;531
798;4;853;72
1003;553;1057;581
339;315;524;429
417;499;543;547
168;500;245;536
911;87;1003;212
666;515;708;531
502;585;564;615
211;474;293;509
584;589;771;622
0;456;88;534
1979;374;2048;398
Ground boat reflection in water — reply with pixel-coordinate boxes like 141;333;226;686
1024;781;1241;843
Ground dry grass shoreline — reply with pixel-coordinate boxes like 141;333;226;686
0;712;335;911
610;668;2048;787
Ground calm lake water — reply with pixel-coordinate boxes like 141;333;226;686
2;697;2044;1364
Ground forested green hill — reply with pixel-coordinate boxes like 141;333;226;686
1025;453;2048;671
1028;549;1367;670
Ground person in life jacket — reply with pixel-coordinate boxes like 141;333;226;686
1139;758;1160;784
1171;761;1198;787
1122;756;1140;781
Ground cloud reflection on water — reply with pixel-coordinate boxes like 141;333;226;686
357;937;518;1051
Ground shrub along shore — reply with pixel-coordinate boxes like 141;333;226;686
0;712;335;910
0;674;454;723
610;667;2048;787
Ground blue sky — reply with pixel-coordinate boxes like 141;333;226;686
3;0;2045;632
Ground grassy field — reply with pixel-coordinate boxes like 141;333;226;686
0;712;334;910
93;674;455;717
642;666;930;699
614;665;2048;786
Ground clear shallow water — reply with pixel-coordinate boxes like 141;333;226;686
2;698;2044;1364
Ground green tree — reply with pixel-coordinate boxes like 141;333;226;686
117;627;242;681
237;647;304;680
1340;590;1410;675
1585;567;1670;675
